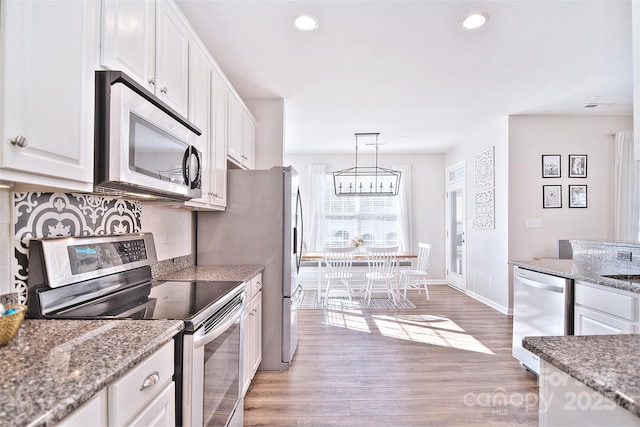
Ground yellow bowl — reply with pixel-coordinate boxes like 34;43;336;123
0;304;27;346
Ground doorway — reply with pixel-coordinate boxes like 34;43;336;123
446;162;466;291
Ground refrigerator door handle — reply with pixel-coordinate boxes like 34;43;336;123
291;284;304;307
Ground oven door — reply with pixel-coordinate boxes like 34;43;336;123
182;292;246;427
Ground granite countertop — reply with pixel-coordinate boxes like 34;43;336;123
523;334;640;417
0;319;184;427
159;264;264;282
510;258;640;294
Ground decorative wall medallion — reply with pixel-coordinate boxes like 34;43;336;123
13;192;141;303
474;188;495;229
474;147;494;190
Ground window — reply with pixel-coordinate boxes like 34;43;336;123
322;175;400;247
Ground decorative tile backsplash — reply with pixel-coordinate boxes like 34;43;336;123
13;192;141;303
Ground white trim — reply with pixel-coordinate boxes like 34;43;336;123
464;287;512;315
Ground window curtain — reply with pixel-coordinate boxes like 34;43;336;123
614;131;639;242
305;164;326;251
393;164;412;252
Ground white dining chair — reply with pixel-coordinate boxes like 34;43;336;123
320;246;356;306
400;243;431;301
364;246;399;306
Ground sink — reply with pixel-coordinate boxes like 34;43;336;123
600;274;640;283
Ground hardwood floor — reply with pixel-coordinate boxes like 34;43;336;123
244;285;539;426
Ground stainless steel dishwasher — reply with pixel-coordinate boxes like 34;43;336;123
512;266;573;374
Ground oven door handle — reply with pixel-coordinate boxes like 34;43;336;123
193;292;247;349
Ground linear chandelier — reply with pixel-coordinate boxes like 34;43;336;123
332;132;401;196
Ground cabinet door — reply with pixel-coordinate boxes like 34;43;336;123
58;390;107;427
251;292;263;376
211;68;228;207
155;0;189;116
575;306;634;335
100;0;155;92
127;382;176;427
0;0;97;191
184;40;212;209
242;291;262;397
227;94;245;166
243;113;256;170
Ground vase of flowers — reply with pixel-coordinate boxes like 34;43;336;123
350;237;365;252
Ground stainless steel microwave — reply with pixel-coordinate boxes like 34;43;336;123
94;70;202;200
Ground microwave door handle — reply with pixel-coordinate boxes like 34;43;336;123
182;146;202;189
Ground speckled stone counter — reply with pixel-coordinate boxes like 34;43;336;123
510;258;640;294
523;334;640;417
159;264;264;282
0;319;184;427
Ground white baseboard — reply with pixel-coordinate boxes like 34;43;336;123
465;288;512;315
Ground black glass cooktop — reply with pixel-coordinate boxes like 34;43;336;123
49;279;244;331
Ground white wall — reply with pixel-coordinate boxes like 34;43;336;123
446;114;632;314
246;98;285;169
508;115;633;261
446;117;511;313
141;203;193;261
284;152;446;280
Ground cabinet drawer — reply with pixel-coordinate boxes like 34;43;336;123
108;341;174;426
247;273;262;300
575;282;636;321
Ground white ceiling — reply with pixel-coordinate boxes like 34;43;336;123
175;0;633;154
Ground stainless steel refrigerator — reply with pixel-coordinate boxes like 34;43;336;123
196;166;304;371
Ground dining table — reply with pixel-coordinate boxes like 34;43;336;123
301;250;417;302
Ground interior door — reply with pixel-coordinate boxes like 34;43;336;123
446;162;466;291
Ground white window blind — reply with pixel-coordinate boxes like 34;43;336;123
322;175;399;247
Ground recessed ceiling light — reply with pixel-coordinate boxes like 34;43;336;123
294;14;319;31
462;12;489;30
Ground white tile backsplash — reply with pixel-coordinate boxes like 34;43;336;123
141;203;193;261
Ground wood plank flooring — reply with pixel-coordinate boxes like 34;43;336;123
244;285;538;426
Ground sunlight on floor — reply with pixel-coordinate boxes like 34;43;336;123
323;309;372;333
321;310;494;355
373;314;495;355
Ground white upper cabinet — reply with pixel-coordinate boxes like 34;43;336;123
100;0;155;90
210;67;229;208
0;0;98;192
101;0;189;116
154;0;189;115
228;93;256;170
243;113;256;170
183;39;213;210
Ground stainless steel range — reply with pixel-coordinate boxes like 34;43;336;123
26;233;246;427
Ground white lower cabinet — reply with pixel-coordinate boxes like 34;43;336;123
108;341;175;426
574;281;637;335
58;390;108;427
59;341;175;427
242;273;262;396
539;360;640;426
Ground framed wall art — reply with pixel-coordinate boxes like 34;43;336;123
569;185;587;208
568;154;587;178
542;154;561;178
543;185;562;208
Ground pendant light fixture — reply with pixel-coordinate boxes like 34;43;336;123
332;133;401;196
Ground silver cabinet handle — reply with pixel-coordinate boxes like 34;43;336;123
140;371;160;391
256;281;262;291
160;87;168;94
11;135;27;148
148;78;156;86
